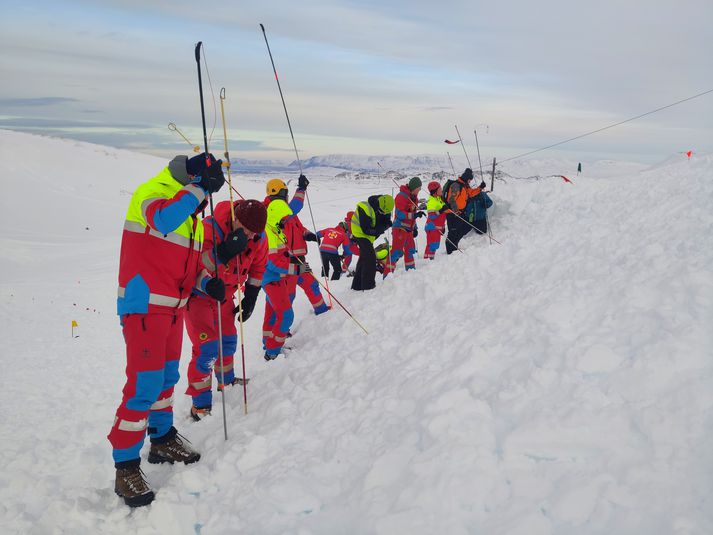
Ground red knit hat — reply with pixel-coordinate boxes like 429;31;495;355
234;200;267;234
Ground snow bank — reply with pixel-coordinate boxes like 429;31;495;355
0;130;711;534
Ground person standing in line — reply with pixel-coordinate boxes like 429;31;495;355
109;153;225;507
265;176;328;317
444;168;485;254
350;194;394;291
424;181;449;259
184;199;267;420
383;177;424;276
341;210;359;274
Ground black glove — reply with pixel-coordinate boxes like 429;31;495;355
205;277;225;302
194;159;225;194
300;262;313;275
439;205;449;214
478;181;487;190
216;228;248;264
304;231;318;243
234;284;260;322
415;211;426;219
413;228;419;238
418;202;427;210
298;174;309;190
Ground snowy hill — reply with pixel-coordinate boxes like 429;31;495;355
0;129;712;534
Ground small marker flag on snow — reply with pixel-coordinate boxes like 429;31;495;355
444;139;460;144
560;175;573;184
72;320;78;328
686;150;692;158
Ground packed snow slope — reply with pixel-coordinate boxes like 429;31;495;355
0;129;711;534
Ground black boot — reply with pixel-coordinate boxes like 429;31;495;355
147;427;201;465
114;459;155;508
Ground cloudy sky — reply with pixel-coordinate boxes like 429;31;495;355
1;0;711;163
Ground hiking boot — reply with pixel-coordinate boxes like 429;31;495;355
114;460;155;508
264;352;278;362
147;427;201;465
190;405;212;421
217;377;250;391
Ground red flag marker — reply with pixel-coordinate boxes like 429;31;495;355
444;139;460;144
686;150;692;158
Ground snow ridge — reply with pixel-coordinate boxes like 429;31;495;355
0;129;711;534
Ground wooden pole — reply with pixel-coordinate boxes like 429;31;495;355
490;157;496;192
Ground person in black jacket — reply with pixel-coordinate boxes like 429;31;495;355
350;194;394;291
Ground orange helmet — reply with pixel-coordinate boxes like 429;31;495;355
266;178;288;196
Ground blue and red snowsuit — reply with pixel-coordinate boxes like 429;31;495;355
384;185;418;275
261;189;311;356
284;215;329;315
341;212;360;271
317;225;352;280
109;160;206;464
424;194;447;259
185;200;267;409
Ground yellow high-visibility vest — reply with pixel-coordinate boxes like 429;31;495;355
351;201;377;243
125;167;205;247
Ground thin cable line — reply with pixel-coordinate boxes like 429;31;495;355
498;88;713;165
201;46;218;146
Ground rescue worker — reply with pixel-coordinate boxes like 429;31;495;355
262;175;321;359
444;168;486;254
350;194;394;291
341;210;359;274
374;238;390;273
383;177;424;276
109;153;224;507
264;176;327;314
317;221;352;280
424;181;448;259
185;199;267;420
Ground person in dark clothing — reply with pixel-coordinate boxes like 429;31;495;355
444;168;486;254
469;190;493;235
350;194;394;291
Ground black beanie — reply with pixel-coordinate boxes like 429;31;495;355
461;168;474;181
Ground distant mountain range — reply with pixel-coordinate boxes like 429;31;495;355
228;152;698;181
230;154;453;174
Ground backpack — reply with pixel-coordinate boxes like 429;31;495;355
441;179;459;206
464;195;476;223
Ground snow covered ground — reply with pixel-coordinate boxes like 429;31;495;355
0;129;711;534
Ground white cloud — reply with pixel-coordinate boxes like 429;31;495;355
1;0;711;161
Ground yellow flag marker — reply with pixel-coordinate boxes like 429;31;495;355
71;320;79;338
